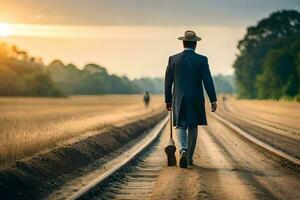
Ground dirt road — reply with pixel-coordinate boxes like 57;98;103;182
150;115;300;200
218;97;300;159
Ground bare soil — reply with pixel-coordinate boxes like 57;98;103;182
218;97;300;159
221;96;300;135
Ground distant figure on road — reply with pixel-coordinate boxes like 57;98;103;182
165;30;217;168
222;95;226;101
143;91;150;107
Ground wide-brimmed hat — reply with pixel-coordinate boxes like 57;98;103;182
178;30;201;42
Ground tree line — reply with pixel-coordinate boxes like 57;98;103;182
233;10;300;101
0;43;165;96
0;41;235;97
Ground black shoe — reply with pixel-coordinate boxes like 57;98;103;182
179;150;188;168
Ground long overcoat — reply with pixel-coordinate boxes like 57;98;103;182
165;50;217;126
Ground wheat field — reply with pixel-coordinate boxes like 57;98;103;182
0;95;164;167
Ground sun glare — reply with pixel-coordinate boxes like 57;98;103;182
0;23;11;37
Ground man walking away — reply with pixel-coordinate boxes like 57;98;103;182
164;30;217;168
143;91;150;106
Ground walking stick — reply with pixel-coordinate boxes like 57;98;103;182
164;110;177;166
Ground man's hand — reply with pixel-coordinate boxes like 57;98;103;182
211;102;217;112
166;103;172;111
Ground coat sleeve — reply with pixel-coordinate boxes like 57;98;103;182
164;57;174;103
202;57;217;103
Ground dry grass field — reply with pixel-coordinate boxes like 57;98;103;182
0;95;164;167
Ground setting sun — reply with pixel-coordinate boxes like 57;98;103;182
0;23;11;37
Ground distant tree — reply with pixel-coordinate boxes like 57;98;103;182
213;74;235;94
0;63;19;95
233;10;300;99
47;62;141;95
84;63;108;74
133;77;164;94
256;37;300;99
0;43;65;97
20;71;63;96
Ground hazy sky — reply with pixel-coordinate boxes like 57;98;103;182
0;0;299;78
1;0;299;25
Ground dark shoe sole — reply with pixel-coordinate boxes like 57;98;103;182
179;152;188;168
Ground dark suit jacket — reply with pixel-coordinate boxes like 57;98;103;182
165;50;217;126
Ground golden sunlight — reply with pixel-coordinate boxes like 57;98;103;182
0;23;11;37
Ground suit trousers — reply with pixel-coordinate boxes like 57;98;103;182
175;124;198;162
175;99;198;162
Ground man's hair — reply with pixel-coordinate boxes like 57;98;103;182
183;41;197;49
